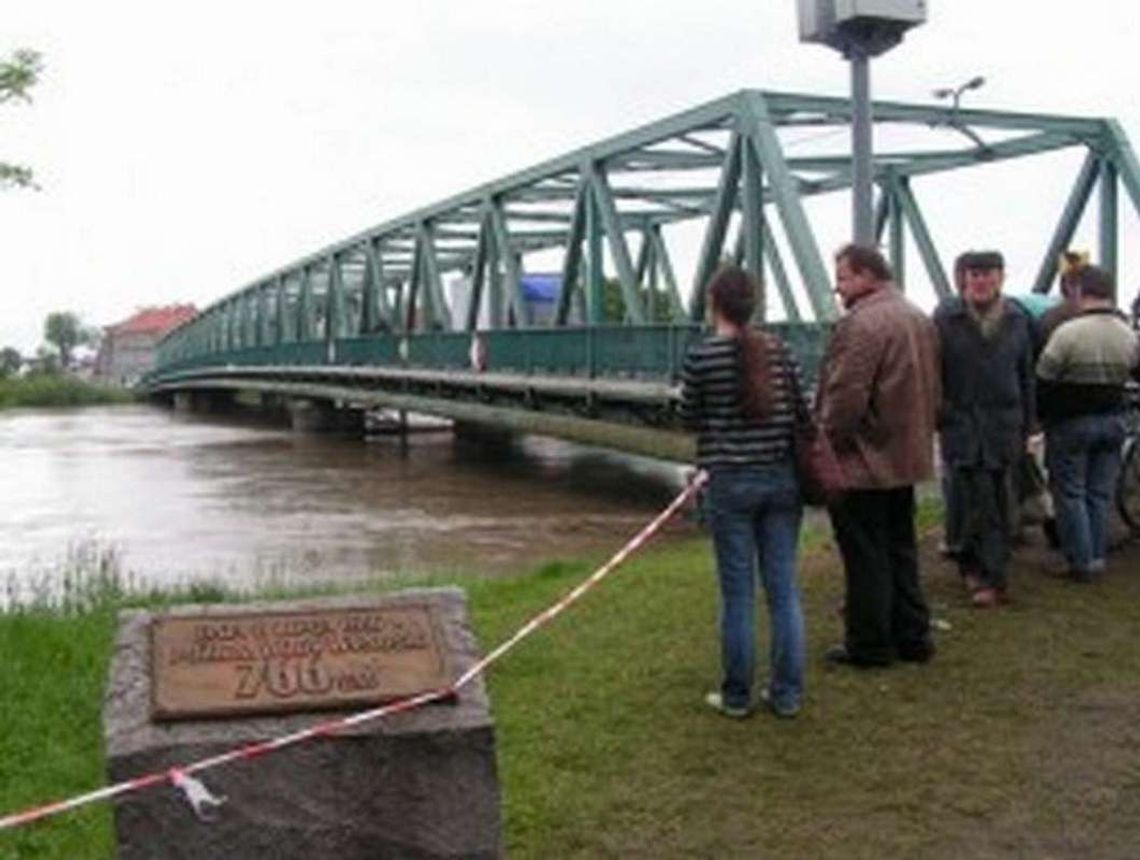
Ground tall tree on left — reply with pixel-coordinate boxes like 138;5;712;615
44;311;92;370
1;48;43;190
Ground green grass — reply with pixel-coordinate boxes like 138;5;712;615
2;518;1140;858
0;607;119;857
0;376;134;410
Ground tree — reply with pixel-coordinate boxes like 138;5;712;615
599;278;675;324
1;48;43;190
43;311;92;370
0;346;21;377
29;346;60;376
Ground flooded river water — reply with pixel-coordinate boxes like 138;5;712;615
0;405;691;596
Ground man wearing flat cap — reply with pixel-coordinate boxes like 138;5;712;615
933;250;1036;607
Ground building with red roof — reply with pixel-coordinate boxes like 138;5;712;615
94;304;197;385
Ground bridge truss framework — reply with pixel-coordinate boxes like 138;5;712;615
146;89;1140;455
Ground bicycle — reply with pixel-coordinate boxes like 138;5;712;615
1115;381;1140;533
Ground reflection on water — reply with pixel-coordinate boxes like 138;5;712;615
0;405;692;592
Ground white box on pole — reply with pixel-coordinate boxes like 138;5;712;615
798;0;927;45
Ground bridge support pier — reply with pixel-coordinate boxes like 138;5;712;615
454;421;515;445
287;398;365;435
172;392;196;413
255;392;291;425
453;421;521;459
172;390;235;415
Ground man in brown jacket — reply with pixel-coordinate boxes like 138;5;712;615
818;244;941;667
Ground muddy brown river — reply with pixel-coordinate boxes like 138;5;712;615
0;405;691;597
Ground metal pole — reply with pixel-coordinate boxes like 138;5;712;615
850;47;874;245
1099;158;1119;286
587;189;604;325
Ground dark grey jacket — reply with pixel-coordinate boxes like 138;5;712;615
933;297;1036;469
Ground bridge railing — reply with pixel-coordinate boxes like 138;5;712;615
143;322;831;390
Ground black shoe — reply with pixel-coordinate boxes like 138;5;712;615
823;644;850;664
1043;517;1061;549
1067;567;1096;584
823;644;891;668
898;641;936;664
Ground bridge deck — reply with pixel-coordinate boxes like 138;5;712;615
144;324;831;459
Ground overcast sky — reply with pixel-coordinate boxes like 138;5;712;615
2;1;1138;352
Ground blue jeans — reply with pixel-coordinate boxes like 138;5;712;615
1046;413;1126;572
707;462;805;712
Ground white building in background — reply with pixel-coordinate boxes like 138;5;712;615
94;304;197;386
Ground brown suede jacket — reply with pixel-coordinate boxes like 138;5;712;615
817;287;941;490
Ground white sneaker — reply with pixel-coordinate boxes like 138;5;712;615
704;691;750;719
759;688;801;719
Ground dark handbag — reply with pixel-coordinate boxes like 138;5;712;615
783;348;845;506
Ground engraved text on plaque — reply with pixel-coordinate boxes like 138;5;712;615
150;604;451;720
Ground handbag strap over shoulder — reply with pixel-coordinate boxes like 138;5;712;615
778;340;813;430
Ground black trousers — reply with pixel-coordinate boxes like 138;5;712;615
946;465;1013;589
829;487;932;664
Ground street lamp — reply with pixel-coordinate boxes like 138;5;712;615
799;1;928;245
933;75;985;110
932;75;989;150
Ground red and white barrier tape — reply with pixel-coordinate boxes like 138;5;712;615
0;470;707;833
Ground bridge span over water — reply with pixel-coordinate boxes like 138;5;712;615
143;89;1140;459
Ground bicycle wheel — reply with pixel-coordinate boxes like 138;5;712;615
1116;436;1140;533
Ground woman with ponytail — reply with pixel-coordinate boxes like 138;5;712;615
680;264;808;719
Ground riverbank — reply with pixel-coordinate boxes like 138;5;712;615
3;516;1139;858
0;376;134;410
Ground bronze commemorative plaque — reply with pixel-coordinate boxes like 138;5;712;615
150;604;452;721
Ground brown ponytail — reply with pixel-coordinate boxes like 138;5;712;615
707;265;772;421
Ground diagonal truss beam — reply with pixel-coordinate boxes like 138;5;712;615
585;161;647;323
650;225;684;321
1030;151;1100;294
489;200;527;327
741;92;836;321
893;176;950;300
363;239;392;333
555;183;589;325
1104;119;1140;223
465;209;492;331
689;133;742;323
419;222;451;331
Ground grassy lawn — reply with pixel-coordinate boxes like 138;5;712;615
2;515;1139;858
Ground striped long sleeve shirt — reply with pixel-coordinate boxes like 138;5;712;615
680;333;805;468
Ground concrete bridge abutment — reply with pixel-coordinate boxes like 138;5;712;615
286;398;366;435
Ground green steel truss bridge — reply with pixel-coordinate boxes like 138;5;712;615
144;89;1140;459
